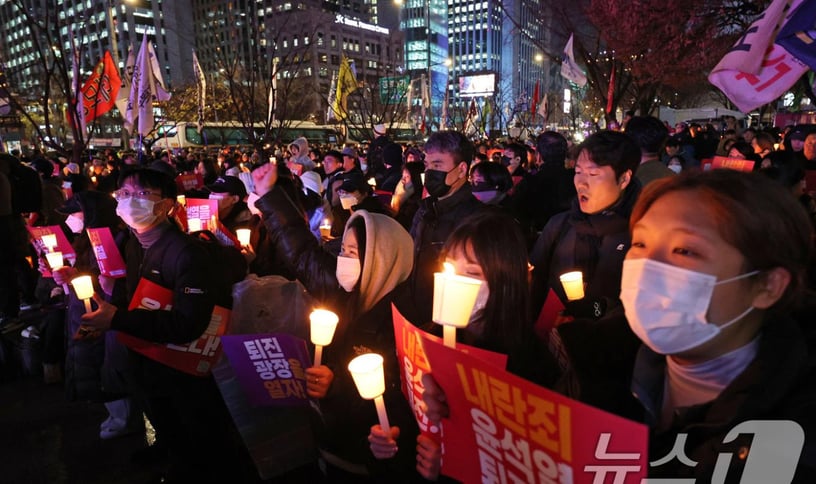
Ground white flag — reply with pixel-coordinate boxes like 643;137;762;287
538;92;549;120
326;70;338;122
69;30;86;135
268;58;278;125
561;34;587;87
708;0;807;113
115;45;135;127
192;49;206;133
125;34;171;136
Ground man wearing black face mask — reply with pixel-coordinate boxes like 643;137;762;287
404;131;482;324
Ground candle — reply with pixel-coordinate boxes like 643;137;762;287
420;173;426;185
559;271;585;301
319;219;331;239
41;234;58;252
46;252;71;295
176;195;186;207
310;309;339;367
367;177;377;188
348;353;390;431
187;218;202;232
209;215;217;232
236;228;252;247
432;262;483;348
91;175;98;184
45;251;64;270
71;275;95;313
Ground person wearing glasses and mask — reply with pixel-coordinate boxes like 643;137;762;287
79;167;244;483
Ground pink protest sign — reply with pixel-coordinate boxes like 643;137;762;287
220;333;311;407
86;227;126;278
185;198;219;232
422;336;649;484
392;305;507;444
116;278;230;376
27;225;76;277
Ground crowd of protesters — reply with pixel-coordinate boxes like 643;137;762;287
1;116;815;482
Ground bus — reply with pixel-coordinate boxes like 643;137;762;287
154;121;344;150
345;122;424;145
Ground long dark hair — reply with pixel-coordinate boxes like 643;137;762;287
443;209;530;353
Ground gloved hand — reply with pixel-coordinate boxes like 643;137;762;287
562;297;608;320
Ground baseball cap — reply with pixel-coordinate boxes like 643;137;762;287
207;175;247;199
338;171;368;193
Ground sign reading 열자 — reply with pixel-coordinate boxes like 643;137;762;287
220;333;311;407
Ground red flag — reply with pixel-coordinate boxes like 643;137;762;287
531;80;540;116
81;51;121;123
605;66;616;115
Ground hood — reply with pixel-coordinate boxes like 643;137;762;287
344;210;414;313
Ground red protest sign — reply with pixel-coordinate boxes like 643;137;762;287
711;156;755;173
392;305;507;444
175;173;204;192
117;278;230;376
185;198;219;232
27;225;76;277
422;336;648;484
86;227;126;278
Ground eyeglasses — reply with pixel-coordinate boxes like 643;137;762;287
113;189;161;201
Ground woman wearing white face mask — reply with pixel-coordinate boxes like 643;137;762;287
251;162;422;482
617;171;815;481
382;210;560;481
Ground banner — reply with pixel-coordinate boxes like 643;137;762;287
268;58;279;125
192;49;206;134
606;67;616;115
86;227;127;278
392;305;507;445
81;51;121;123
378;75;411;105
27;225;76;277
776;0;816;72
708;0;808;113
422;336;649;484
561;34;587;87
220;333;311;407
117;278;230;376
115;45;135;128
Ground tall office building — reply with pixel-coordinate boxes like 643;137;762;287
194;0;403;124
0;0;195;94
401;0;559;132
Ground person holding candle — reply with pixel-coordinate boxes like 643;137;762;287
391;161;424;231
375;210;559;480
77;167;247;482
50;191;142;437
529;130;642;320
423;171;816;481
252;161;422;481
